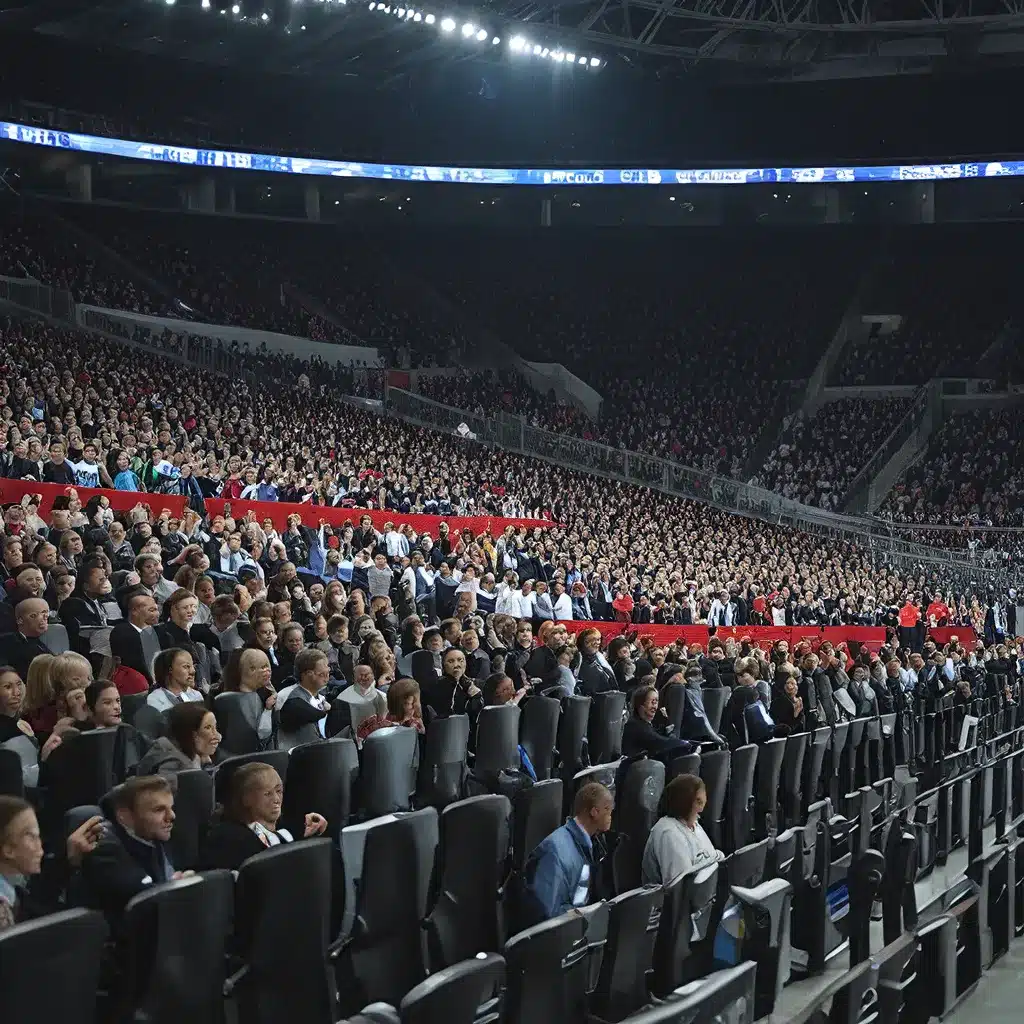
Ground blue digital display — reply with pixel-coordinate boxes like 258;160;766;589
1;120;1019;185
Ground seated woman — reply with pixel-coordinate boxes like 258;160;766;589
622;685;694;765
769;665;806;737
136;702;222;778
23;652;91;739
481;671;529;708
356;676;426;742
199;761;328;869
641;774;724;885
147;647;206;712
220;648;277;745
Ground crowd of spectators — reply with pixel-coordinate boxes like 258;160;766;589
873;408;1024;565
753;397;911;510
829;225;1017;386
0;313;1006;629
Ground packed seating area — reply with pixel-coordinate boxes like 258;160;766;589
751;397;911;510
829;225;1018;386
2;209;1024;1022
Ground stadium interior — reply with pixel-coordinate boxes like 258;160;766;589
1;9;1024;1024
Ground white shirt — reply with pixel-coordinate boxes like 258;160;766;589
495;583;520;617
513;591;534;618
771;606;787;626
552;592;573;621
641;816;723;886
147;687;206;712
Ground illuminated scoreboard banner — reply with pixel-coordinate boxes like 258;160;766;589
3;121;1022;185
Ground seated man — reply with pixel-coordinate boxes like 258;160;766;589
0;597;53;680
276;648;332;751
79;775;187;928
521;782;614;924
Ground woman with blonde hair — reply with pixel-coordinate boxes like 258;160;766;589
26;652;92;736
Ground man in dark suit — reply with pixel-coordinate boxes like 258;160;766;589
0;598;53;679
110;592;161;686
59;557;111;657
79;775;184;930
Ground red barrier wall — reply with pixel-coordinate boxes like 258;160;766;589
563;621;888;653
0;479;187;518
0;480;553;536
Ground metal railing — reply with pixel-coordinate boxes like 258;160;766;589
384;386;1015;587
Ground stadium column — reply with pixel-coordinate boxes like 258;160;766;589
541;198;552;227
915;182;935;224
182;177;217;213
304;181;321;222
65;164;92;203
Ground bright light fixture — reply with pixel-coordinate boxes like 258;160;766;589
413;11;421;19
475;27;487;40
440;16;455;30
541;46;549;56
577;55;586;63
509;35;524;50
201;0;210;7
552;51;564;61
565;52;574;61
532;43;541;54
589;56;600;66
231;4;239;12
260;11;269;19
491;35;499;43
425;12;435;22
397;7;404;15
461;21;474;36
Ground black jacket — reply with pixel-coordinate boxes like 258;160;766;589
621;714;692;762
110;620;155;685
80;820;176;927
724;686;760;748
577;651;618;696
770;689;805;736
423;673;484;723
524;647;562;690
200;820;293;871
59;594;108;656
0;631;50;681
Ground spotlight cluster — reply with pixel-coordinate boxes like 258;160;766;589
367;1;602;66
156;0;603;68
509;35;601;66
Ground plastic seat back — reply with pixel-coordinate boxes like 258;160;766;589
587;690;625;766
234;838;336;1024
0;908;108;1024
359;726;418;818
520;696;561;779
425;795;511;969
698;748;730;850
123;872;233;1024
282;737;357;839
417;714;470;808
399;952;506;1024
590;885;665;1022
474;704;522;774
168;768;214;870
214;749;290;804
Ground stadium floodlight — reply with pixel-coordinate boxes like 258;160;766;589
509;35;524;50
231;4;239;12
552;50;564;61
424;12;434;22
589;56;600;66
461;21;474;36
201;0;210;6
577;55;586;63
532;43;541;54
475;27;487;40
397;7;404;15
491;35;499;43
165;0;175;6
260;10;269;19
413;11;421;19
440;16;455;30
407;9;416;17
368;1;375;7
565;51;574;61
541;46;549;56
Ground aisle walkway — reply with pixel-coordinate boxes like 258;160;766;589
945;941;1024;1024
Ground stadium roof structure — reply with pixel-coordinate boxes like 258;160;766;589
5;0;1024;84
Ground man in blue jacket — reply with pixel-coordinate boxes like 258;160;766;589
522;782;614;922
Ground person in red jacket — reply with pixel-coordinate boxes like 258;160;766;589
898;596;921;653
925;591;951;628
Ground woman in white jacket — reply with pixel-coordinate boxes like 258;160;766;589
641;774;723;886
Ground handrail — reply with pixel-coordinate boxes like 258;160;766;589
383;386;1014;586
